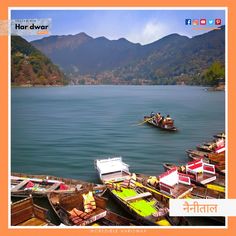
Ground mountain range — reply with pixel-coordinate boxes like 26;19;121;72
14;26;225;85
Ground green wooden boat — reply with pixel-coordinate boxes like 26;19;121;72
95;157;188;226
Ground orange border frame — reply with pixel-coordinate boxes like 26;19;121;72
1;1;236;236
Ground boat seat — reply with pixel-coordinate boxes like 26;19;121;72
124;192;152;202
47;182;62;191
136;187;145;194
196;173;216;185
11;179;29;191
17;217;48;226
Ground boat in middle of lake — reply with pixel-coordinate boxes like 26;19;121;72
143;113;177;131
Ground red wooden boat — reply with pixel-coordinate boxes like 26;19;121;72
163;159;217;186
196;138;225;154
144;114;177;131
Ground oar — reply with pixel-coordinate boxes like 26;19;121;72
134;117;154;126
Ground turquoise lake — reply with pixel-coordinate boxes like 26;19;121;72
11;85;225;182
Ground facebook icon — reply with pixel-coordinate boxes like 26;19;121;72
185;19;192;25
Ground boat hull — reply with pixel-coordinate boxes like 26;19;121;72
144;116;177;132
11;172;106;198
186;149;209;158
163;163;221;188
48;191;139;226
107;188;161;226
187;153;209;163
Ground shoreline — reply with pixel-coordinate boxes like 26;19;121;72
207;85;225;91
11;84;66;88
11;84;223;89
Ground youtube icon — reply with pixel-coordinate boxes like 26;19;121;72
200;19;206;25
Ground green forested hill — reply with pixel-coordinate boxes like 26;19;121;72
113;27;225;85
11;36;67;86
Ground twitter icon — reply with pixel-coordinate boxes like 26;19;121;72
208;19;214;25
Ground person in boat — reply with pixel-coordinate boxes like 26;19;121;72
156;113;161;119
159;116;165;126
165;114;174;126
150;111;155;117
166;114;171;120
155;113;161;124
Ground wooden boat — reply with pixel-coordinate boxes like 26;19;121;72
197;138;225;154
187;154;225;175
214;165;225;175
135;172;225;199
196;144;215;153
48;191;139;226
213;132;226;139
11;196;53;226
186;149;225;161
187;152;225;175
206;174;225;193
95;157;189;226
208;152;225;163
136;172;225;224
11;172;106;198
144;115;177;131
163;160;217;185
136;169;193;200
163;161;225;193
187;153;209;163
186;149;209;158
190;185;225;199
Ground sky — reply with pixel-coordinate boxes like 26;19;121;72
11;9;226;45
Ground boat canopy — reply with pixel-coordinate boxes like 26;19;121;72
158;168;192;197
159;168;179;187
216;138;225;148
159;168;191;187
186;159;215;174
95;157;130;175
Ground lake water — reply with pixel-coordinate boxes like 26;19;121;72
11;85;225;182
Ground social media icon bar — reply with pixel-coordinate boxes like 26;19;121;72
215;19;222;25
185;18;222;27
200;19;206;25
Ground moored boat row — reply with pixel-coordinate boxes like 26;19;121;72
94;156;225;225
11;131;226;227
186;132;226;175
